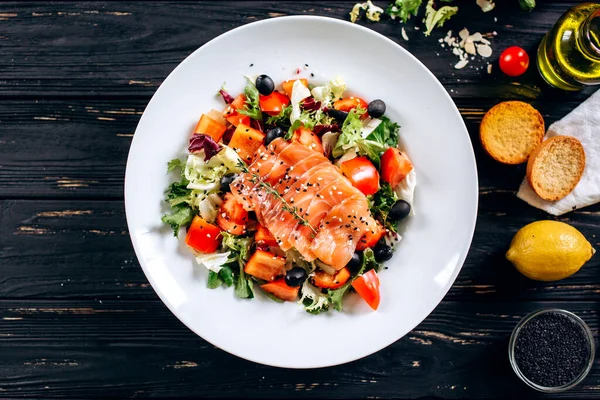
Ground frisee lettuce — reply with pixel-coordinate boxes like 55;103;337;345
333;108;387;167
162;158;194;236
386;0;422;22
237;78;262;120
423;0;458;36
369;182;400;233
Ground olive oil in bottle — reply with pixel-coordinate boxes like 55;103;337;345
537;3;600;91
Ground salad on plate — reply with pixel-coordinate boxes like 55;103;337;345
161;73;416;313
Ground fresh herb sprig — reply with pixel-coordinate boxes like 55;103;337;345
237;161;317;234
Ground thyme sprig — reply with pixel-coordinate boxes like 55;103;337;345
238;161;316;234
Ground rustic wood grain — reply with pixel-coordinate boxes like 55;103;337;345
0;1;594;100
1;199;598;301
0;98;592;199
1;1;599;398
0;299;597;398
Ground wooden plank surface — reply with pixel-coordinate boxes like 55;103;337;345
0;1;594;100
0;300;597;398
1;1;599;399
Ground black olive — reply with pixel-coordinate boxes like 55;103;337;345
285;267;307;287
326;108;349;122
367;99;386;118
265;127;284;145
220;174;237;192
346;252;362;273
374;243;393;262
255;74;274;96
389;200;411;221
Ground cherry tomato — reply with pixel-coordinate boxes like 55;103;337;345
334;97;369;119
292;126;324;154
216;193;249;235
499;46;530;77
352;269;380;310
340;156;380;195
311;267;351;289
381;148;413;188
186;216;222;253
355;221;384;251
259;91;290;116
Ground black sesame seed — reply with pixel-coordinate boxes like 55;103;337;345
514;311;591;388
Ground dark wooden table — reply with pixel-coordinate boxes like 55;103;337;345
1;1;599;398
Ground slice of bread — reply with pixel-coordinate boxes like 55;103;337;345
527;136;585;201
480;101;545;164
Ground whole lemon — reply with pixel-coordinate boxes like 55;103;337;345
506;220;595;281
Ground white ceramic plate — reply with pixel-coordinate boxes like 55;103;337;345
125;16;478;369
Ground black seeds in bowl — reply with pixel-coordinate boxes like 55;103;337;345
514;312;591;388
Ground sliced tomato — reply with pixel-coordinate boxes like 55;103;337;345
254;224;278;247
311;267;351;289
216;193;248;235
355;221;384;251
282;78;308;97
193;114;227;142
381;148;413;188
352;269;380;310
259;91;290;116
231;94;246;110
340;156;380;196
334;97;368;118
228;123;266;164
185;216;222;254
261;278;299;301
245;249;286;281
292;126;324;154
223;94;251;127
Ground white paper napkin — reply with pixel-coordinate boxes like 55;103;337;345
517;89;600;216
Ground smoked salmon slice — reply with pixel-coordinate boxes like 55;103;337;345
230;138;376;269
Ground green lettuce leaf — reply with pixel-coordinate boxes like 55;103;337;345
366;117;400;148
386;0;423;23
423;0;458;36
333;108;387;166
161;204;194;237
237;78;262;120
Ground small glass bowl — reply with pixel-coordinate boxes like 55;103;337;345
509;308;595;393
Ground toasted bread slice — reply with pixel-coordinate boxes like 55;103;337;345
480;101;545;164
527;136;585;201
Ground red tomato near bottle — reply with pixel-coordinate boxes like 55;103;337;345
499;46;530;77
352;269;380;310
340;156;380;195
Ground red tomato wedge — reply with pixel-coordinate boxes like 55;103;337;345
311;267;351;289
355;221;384;251
334;97;368;118
216;193;248;235
340;156;380;195
254;224;278;247
261;278;299;301
381;148;413;188
282;79;308;97
228;123;265;164
245;249;286;281
223;94;251;127
185;216;222;254
352;269;380;310
259;91;290;116
193;114;227;142
292;126;324;154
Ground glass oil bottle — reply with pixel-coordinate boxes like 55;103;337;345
537;3;600;91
